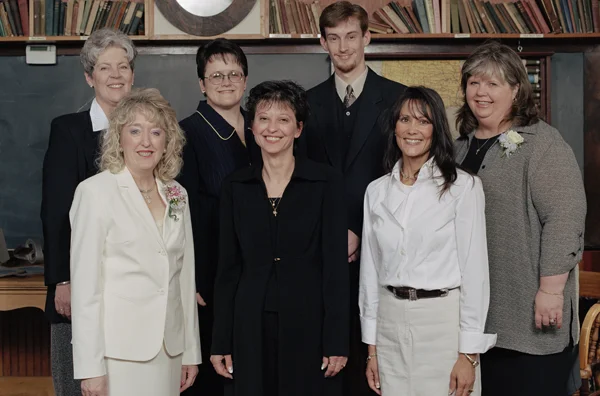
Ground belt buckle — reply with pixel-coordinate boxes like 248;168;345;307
408;288;418;301
440;289;449;297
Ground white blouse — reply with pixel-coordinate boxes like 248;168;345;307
359;158;497;354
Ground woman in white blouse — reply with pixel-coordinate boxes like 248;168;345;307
359;86;496;396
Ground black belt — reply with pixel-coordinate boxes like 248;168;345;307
386;286;449;301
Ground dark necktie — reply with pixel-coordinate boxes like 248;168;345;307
344;84;356;108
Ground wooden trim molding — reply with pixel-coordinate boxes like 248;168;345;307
0;276;46;312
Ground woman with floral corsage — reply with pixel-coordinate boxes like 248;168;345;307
69;88;201;396
455;41;587;396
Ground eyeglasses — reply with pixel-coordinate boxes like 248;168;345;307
204;71;245;85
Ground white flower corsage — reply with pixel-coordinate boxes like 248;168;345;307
498;130;524;157
165;184;186;221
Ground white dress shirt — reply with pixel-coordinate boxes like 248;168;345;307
90;98;109;132
359;158;497;354
334;65;368;101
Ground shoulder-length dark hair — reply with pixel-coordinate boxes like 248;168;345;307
456;40;539;137
383;86;457;195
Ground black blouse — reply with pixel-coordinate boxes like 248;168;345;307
177;100;259;301
461;135;500;174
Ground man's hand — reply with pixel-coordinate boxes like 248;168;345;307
55;283;71;319
196;292;207;307
348;229;360;263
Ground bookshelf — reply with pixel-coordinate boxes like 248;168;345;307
0;0;151;41
267;0;600;38
0;0;599;42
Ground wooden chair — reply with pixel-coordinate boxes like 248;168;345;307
577;270;600;396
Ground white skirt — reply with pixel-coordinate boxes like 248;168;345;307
376;287;481;396
105;343;183;396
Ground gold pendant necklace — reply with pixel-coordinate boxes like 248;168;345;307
268;197;282;217
139;187;155;204
475;138;493;155
196;110;236;141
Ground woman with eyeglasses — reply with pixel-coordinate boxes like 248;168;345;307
177;38;259;396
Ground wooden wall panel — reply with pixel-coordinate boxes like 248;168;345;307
0;308;50;377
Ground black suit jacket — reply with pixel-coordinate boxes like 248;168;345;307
299;68;406;236
212;158;348;395
41;111;100;323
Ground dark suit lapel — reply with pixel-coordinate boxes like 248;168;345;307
345;70;383;170
314;76;344;170
82;111;101;175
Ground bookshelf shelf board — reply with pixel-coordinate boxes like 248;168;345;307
0;35;149;42
369;33;600;39
3;33;600;44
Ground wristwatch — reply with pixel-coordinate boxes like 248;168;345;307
463;353;479;368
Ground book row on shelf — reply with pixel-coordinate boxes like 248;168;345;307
269;0;322;35
523;58;544;112
0;0;28;36
268;0;600;35
368;0;599;35
0;0;144;38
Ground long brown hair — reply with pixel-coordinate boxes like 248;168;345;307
384;86;457;196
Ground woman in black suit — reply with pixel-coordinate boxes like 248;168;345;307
41;27;137;396
210;80;349;396
177;38;257;396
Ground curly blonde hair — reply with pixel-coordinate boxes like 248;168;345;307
99;88;185;181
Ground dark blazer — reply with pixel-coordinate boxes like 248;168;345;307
177;101;258;303
298;68;405;236
41;111;100;323
212;158;349;396
177;101;258;396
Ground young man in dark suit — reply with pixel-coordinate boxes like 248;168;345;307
298;2;406;395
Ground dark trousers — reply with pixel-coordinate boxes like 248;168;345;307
481;346;572;396
182;305;224;396
50;323;81;396
263;311;279;396
343;260;372;396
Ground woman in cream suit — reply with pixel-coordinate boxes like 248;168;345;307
69;88;201;396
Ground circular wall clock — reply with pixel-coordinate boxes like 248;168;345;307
155;0;258;36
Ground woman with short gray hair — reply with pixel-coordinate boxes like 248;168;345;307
41;27;137;396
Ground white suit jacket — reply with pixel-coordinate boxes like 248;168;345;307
69;168;201;379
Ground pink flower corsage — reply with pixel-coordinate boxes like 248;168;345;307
165;184;186;221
